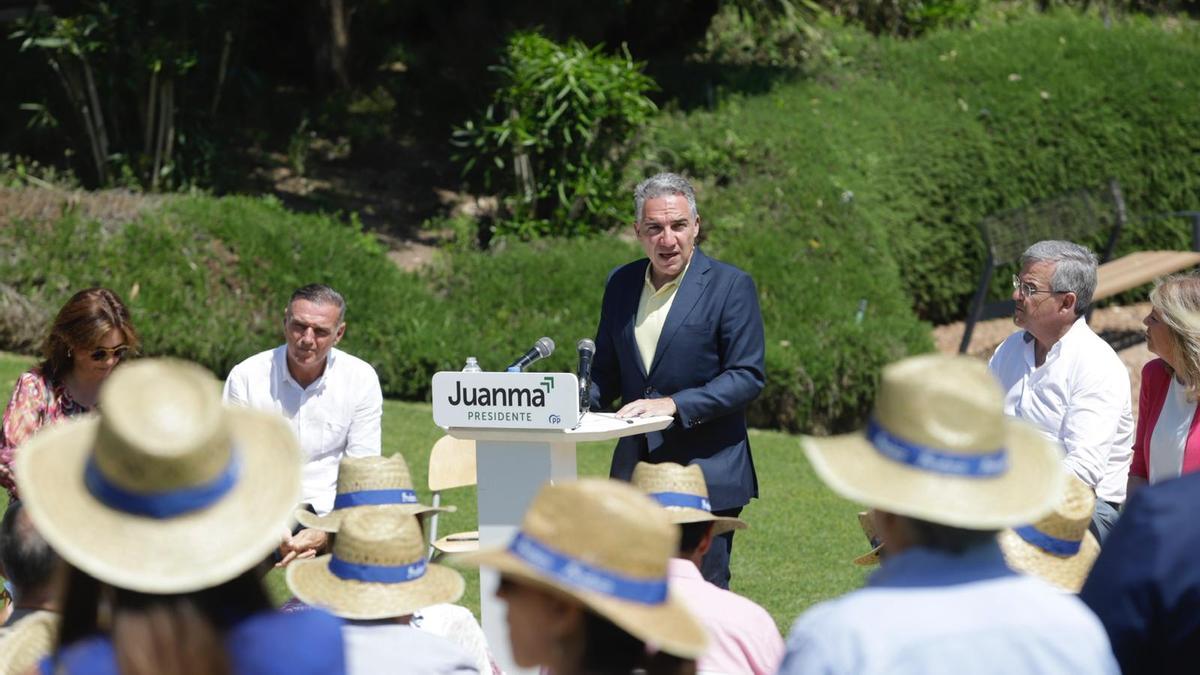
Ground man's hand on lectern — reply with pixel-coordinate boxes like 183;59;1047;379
616;396;676;420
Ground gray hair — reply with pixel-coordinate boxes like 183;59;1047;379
1019;240;1098;316
634;173;698;224
287;283;346;324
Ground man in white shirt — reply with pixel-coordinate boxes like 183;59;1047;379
987;240;1132;542
781;354;1118;675
224;283;382;564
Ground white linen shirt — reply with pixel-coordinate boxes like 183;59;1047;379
223;345;382;515
342;621;478;675
779;574;1118;675
988;318;1133;503
1149;375;1194;483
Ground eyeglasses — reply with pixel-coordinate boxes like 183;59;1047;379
89;345;130;362
1012;275;1063;300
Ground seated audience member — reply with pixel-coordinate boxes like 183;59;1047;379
779;354;1118;675
1128;274;1200;500
0;501;63;675
988;240;1132;542
287;454;497;673
14;358;345;674
0;500;63;627
862;475;1102;595
1;287;140;499
631;461;783;675
457;479;707;675
997;474;1099;593
283;451;499;672
287;509;477;674
224;283;383;564
1080;471;1200;673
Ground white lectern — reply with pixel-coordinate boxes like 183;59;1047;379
432;370;671;675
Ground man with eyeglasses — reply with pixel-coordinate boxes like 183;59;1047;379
223;283;382;565
987;240;1133;542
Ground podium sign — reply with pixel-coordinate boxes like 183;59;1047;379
432;371;580;429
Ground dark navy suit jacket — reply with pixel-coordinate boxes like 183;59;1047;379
590;247;766;511
1080;471;1200;674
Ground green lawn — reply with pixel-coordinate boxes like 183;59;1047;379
0;351;869;632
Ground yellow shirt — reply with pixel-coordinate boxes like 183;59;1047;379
634;260;691;373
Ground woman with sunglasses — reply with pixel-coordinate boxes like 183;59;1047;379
0;287;139;499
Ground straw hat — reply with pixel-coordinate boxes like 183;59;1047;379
802;354;1065;529
15;359;302;594
630;462;747;536
296;454;450;532
287;509;464;619
0;610;58;675
998;474;1100;593
852;511;883;567
454;478;707;659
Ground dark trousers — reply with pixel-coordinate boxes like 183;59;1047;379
1090;497;1121;545
700;506;742;589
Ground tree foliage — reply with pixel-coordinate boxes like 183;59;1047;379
453;32;658;239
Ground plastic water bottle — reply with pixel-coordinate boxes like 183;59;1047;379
462;357;482;373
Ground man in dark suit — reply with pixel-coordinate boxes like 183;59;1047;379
590;172;766;588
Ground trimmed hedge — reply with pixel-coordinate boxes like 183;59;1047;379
822;12;1200;322
5;13;1198;433
0;186;925;434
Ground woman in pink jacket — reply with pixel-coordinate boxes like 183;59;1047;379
1128;274;1200;499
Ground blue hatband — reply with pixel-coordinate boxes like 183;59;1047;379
333;489;419;510
507;532;668;604
1014;525;1082;556
85;454;240;519
328;556;428;583
650;491;712;512
867;418;1008;478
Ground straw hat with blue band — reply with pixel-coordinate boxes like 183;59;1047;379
15;359;302;595
630;461;747;536
802;354;1065;530
998;473;1100;593
295;454;452;533
452;478;708;659
0;610;58;675
286;509;464;619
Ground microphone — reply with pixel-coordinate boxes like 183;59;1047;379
577;338;595;412
506;337;555;372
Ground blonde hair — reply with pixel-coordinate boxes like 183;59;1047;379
1150;273;1200;401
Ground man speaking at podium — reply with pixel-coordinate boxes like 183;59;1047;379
590;172;766;588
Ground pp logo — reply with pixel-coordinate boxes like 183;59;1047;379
548;415;562;425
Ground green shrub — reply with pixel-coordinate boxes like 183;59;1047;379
452;32;658;240
0;184;928;434
8;13;1196;435
854;12;1200;321
657;12;1200;324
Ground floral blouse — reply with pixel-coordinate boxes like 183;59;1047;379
0;366;88;497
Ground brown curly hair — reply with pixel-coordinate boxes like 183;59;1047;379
40;288;141;382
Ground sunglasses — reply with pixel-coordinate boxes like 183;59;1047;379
88;345;131;362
